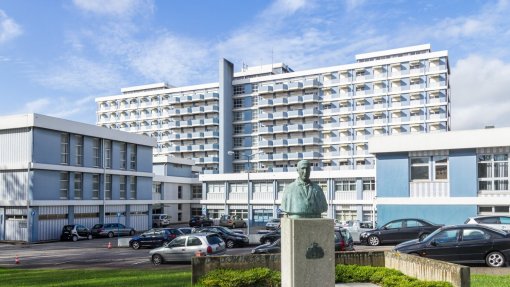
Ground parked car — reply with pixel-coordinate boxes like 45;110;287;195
195;226;249;248
464;215;510;231
178;227;195;234
252;239;281;254
219;215;247;229
150;233;226;265
335;228;355;251
189;215;214;227
152;214;171;227
395;224;510;267
344;220;374;243
129;228;183;250
60;224;93;241
265;218;281;230
91;223;136;238
360;218;443;246
260;230;280;245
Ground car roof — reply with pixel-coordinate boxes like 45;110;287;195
439;224;508;234
469;215;510;219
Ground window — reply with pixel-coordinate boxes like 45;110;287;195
255;182;274;193
363;180;375;191
252;123;258;133
129;144;137;170
234;137;243;147
187;237;202;246
92;138;101;167
410;157;429;180
234;112;243;121
92;174;100;199
178;186;182;199
61;133;69;164
335;180;356;192
153;183;162;194
233;85;245;95
120;143;127;169
252;84;258;93
104;140;112;169
234;124;243;134
74;173;82;199
434;156;448;180
208;183;225;193
130;176;137;199
230;183;248;193
105;174;112;199
234;98;243;108
478;154;509;191
60;172;69;199
191;207;202;216
178;204;182;210
410;156;448;181
119;175;126;199
178;213;182;221
75;135;83;166
191;185;202;199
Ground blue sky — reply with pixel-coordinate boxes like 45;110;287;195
1;0;510;130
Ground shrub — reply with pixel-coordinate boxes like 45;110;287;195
199;268;280;287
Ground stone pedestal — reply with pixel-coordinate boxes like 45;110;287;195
281;217;335;287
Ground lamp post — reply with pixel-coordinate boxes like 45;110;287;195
228;150;261;235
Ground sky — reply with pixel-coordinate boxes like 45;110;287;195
1;0;510;130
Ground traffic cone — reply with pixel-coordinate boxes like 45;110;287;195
107;242;112;249
15;255;19;264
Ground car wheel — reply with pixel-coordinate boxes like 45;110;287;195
129;230;135;236
367;235;380;246
72;235;78;242
131;241;141;250
419;233;429;241
152;254;163;265
87;234;93;240
264;239;272;245
232;223;236;229
226;240;235;249
107;232;114;238
486;251;505;267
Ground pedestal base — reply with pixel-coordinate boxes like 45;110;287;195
281;217;335;287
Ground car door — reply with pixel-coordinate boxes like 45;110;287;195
76;225;88;238
162;236;187;262
140;230;155;247
498;216;510;231
422;228;461;262
403;219;424;241
185;236;204;260
457;228;491;263
380;220;404;243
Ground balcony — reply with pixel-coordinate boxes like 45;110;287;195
273;153;288;161
303;94;320;102
303;79;319;88
287;124;302;132
191;94;204;102
303;108;320;117
273;97;288;105
288;96;302;105
288;82;303;90
258;126;273;134
259;99;273;107
287;110;303;118
273;139;288;147
302;122;320;131
287;152;301;160
259;86;273;94
203;131;219;138
259;153;273;161
203;105;219;113
273;125;288;133
302;151;320;159
203;157;219;164
273;111;288;120
259;113;273;121
287;138;302;146
273;84;288;92
203;118;219;125
204;92;219;101
259;140;273;148
302;137;321;145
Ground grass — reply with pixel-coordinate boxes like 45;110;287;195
0;268;193;287
471;274;510;287
2;268;510;287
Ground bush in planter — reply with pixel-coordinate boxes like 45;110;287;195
199;267;280;287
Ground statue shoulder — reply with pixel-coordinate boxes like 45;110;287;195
284;180;299;192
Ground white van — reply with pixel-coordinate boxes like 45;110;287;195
152;214;171;227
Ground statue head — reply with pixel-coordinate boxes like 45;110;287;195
296;160;311;182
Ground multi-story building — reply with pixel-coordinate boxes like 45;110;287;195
95;44;450;224
0;113;155;242
369;126;510;227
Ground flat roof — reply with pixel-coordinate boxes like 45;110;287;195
368;127;510;154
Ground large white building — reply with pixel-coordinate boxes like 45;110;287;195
96;44;450;224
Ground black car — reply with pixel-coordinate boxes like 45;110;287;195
189;216;214;227
395;224;510;267
60;224;93;241
260;230;280;245
195;226;249;248
129;228;184;250
252;239;281;254
335;228;355;251
360;218;443;246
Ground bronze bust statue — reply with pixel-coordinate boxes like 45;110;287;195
281;160;328;218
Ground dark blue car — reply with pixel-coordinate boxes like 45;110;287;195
129;228;183;250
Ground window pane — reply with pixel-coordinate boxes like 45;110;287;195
411;166;429;180
495;206;509;213
435;165;448;180
411;157;428;164
494;162;508;177
478;180;492;191
495;180;508;190
478;163;492;178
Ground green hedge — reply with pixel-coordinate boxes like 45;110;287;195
199;265;453;287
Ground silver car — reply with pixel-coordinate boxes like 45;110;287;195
91;223;136;238
464;216;510;231
150;233;226;264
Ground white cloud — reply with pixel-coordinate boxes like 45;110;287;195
0;10;22;44
16;96;97;123
344;0;367;11
35;56;125;92
72;0;154;17
451;55;510;130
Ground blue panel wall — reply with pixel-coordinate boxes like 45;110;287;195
137;145;153;173
376;153;409;197
219;58;234;173
32;170;60;200
32;128;61;165
377;204;477;227
449;149;478;197
137;177;153;200
83;136;95;168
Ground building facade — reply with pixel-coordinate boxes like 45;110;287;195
95;44;450;224
0;114;155;242
369;127;510;227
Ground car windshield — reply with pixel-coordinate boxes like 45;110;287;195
159;215;168;220
218;227;238;235
207;234;223;245
63;225;73;231
92;224;103;229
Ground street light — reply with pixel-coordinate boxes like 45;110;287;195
227;150;262;235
